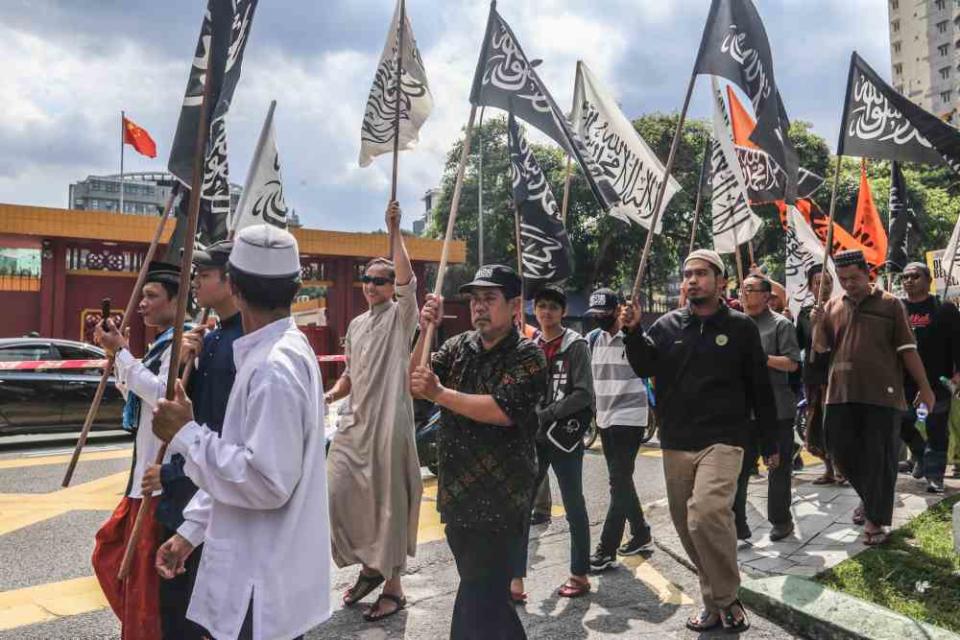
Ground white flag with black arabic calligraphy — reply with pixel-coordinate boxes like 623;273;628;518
570;61;681;231
710;77;763;254
785;206;841;317
359;0;433;168
231;101;288;232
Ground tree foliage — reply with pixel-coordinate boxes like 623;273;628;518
427;110;960;299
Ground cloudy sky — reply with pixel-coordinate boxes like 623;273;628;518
0;0;889;232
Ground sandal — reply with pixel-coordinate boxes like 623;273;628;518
363;593;407;622
721;599;751;633
812;474;836;485
557;577;591;598
863;530;890;546
343;572;385;606
510;590;528;605
852;505;866;526
685;609;722;632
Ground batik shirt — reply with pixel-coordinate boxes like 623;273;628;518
431;327;547;533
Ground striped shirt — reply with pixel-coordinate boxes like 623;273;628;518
590;330;648;428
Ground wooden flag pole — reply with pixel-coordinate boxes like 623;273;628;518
418;105;478;367
118;40;216;581
630;71;698;303
687;137;711;254
747;240;756;269
62;186;180;488
560;155;573;226
388;0;407;260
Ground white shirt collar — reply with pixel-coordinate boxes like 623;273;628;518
232;316;296;369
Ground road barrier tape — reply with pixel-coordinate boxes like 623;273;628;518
0;354;346;372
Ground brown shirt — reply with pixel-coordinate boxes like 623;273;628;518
813;287;917;410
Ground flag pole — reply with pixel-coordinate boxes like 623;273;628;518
119;111;125;215
560;155;573;226
418;105;478;367
514;202;525;328
388;0;407;260
687;136;711;254
747;240;756;269
478;107;485;265
630;70;698;303
61;186;180;488
815;154;844;308
118;36;217;581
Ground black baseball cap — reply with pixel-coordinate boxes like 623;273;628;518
533;283;567;307
459;264;522;299
193;240;234;269
585;288;623;316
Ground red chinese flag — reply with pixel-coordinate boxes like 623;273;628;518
122;116;157;158
852;159;888;267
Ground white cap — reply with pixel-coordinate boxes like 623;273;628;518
228;224;301;278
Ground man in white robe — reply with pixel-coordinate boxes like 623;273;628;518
152;225;331;640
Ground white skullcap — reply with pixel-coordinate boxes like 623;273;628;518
228;224;301;278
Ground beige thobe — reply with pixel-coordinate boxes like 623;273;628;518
327;277;423;578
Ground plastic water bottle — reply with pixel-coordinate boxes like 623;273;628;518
916;403;929;440
940;376;960;399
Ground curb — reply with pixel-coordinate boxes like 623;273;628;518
739;575;960;640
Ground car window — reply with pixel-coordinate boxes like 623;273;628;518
0;344;53;362
56;344;104;361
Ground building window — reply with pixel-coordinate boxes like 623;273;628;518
941;66;951;79
935;0;946;10
891;19;900;33
894;63;903;75
939;43;950;56
941;89;953;103
938;20;948;34
893;41;902;54
890;0;899;9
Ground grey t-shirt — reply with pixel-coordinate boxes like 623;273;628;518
752;309;802;420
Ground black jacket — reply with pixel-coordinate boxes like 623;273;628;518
623;304;779;456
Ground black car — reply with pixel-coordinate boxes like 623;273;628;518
0;338;125;436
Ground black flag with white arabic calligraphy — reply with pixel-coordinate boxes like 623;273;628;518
507;113;572;289
168;0;259;243
693;0;799;202
838;52;960;172
470;2;617;212
885;161;913;272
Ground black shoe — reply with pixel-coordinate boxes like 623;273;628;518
769;522;795;542
618;529;653;556
792;456;804;472
926;479;945;494
898;460;914;474
912;461;925;480
529;512;551;526
589;546;617;572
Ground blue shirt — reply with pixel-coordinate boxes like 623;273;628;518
157;312;243;531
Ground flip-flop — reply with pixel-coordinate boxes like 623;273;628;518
363;593;407;622
343;573;385;606
852;506;866;526
721;599;751;633
510;591;528;605
812;475;836;485
685;609;722;632
557;578;591;599
863;531;890;546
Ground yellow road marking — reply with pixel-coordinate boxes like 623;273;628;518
0;448;131;470
0;472;126;536
0;576;109;632
619;554;694;605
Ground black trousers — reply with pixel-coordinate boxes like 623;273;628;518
158;528;205;640
446;525;526;640
733;419;795;533
598;425;650;553
208;598;305;640
901;407;950;481
825;403;900;526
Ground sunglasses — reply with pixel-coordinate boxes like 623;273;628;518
361;275;394;286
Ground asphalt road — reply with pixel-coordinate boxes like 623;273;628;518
0;431;797;639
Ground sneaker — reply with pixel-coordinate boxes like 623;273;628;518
589;546;617;572
529;512;551;526
926;479;945;494
618;529;653;556
769;522;795;542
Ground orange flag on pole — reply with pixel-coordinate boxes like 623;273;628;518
122;116;157;158
852;159;888;267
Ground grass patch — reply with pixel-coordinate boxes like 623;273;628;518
817;494;960;633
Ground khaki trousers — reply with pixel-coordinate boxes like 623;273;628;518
663;444;744;612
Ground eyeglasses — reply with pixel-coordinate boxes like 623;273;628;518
361;275;394;286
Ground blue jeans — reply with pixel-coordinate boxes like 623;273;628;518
513;441;591;577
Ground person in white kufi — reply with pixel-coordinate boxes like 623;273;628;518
153;224;331;640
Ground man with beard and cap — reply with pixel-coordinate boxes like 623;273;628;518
896;262;960;494
621;249;779;633
583;288;654;573
154;240;243;639
152;225;331;640
92;261;185;640
410;264;547;640
812;250;936;546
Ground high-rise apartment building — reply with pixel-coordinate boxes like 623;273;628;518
888;0;960;123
